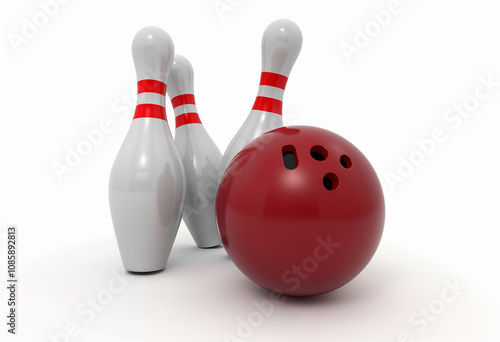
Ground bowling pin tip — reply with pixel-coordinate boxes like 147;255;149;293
260;19;303;77
132;26;172;45
263;18;303;52
132;26;174;83
173;54;189;65
266;19;302;38
167;55;195;99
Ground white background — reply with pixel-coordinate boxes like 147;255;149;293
1;0;500;341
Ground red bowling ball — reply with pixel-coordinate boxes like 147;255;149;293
216;126;385;296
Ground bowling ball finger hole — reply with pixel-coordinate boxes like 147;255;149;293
310;145;328;161
323;173;339;191
282;145;298;170
340;155;352;169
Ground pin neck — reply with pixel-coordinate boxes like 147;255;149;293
171;94;196;111
171;94;202;128
252;72;288;116
137;79;167;96
133;79;168;121
259;72;288;89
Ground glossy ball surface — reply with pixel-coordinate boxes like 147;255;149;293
217;126;385;296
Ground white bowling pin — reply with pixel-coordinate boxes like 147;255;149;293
218;19;303;177
167;55;222;248
109;26;186;272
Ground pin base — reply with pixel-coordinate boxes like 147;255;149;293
197;244;223;249
126;268;164;275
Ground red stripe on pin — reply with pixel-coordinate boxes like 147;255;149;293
260;72;288;90
133;104;167;120
171;94;196;108
252;96;283;115
175;113;202;128
137;80;167;95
